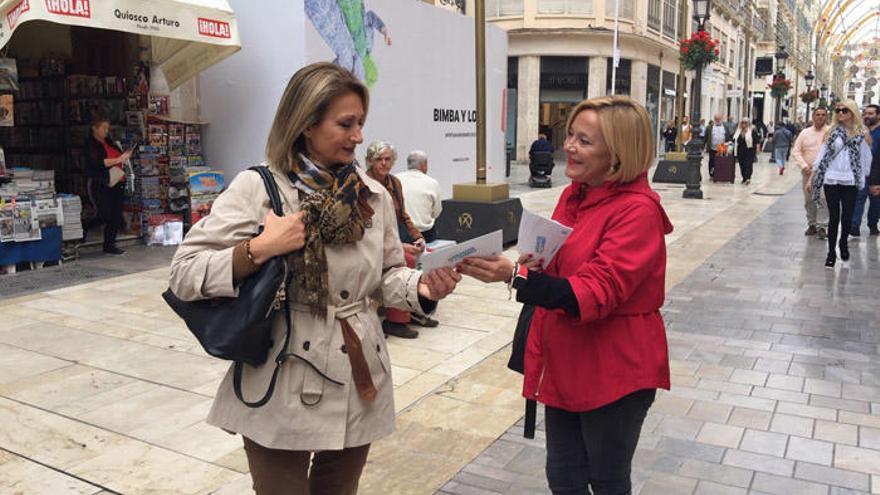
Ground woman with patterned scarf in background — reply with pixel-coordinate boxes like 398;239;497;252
808;99;873;269
169;62;460;494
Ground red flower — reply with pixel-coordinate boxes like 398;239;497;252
683;46;689;53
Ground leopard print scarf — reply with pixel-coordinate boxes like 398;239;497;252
812;126;865;204
288;155;374;318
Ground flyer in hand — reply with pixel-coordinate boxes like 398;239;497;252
516;209;572;268
417;230;503;273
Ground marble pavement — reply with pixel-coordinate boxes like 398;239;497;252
0;157;808;494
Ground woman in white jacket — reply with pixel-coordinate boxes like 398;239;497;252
808;99;873;268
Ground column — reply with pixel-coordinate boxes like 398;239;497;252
588;56;607;99
516;55;541;162
631;60;649;105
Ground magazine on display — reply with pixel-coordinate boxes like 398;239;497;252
12;199;41;242
0;199;13;242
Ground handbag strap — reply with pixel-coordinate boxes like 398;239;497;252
232;165;344;408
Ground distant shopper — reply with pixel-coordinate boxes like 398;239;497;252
792;107;830;238
680;116;692;145
753;119;769;147
733;119;761;185
396;150;442;243
724;115;737;136
808;100;872;268
84;112;131;255
530;133;555;154
772;124;794;175
662;121;677;152
366;141;426;338
705;114;732;177
851;104;880;236
459;96;672;495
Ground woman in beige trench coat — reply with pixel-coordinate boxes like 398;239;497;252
168;63;460;494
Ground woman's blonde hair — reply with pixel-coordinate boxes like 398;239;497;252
265;62;369;172
365;141;397;167
565;96;655;183
826;99;865;140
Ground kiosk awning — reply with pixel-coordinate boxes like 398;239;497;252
0;0;241;89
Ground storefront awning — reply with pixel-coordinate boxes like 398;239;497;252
0;0;241;89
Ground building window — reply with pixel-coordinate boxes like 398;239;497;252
648;0;661;31
720;38;727;65
606;0;634;21
662;0;676;38
538;0;593;14
487;0;524;16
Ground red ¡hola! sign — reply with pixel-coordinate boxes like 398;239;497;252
7;0;30;28
198;17;231;39
44;0;90;18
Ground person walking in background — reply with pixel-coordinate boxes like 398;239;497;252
792;107;830;239
808;100;872;268
366;141;427;339
724;115;737;136
84;112;131;255
772;123;793;175
662;120;677;152
705;114;732;178
680;116;692;147
851;104;880;237
733;119;761;185
458;96;672;495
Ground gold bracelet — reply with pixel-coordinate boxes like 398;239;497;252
244;239;256;264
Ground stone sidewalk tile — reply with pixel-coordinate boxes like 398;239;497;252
860;427;880;450
805;378;844;398
695;422;744;449
814;420;859;446
727;407;773;430
776;401;838;421
836;445;880;476
729;369;768;387
638;472;699;495
722;449;795;477
693;480;748;495
677;459;753;488
751;385;810;404
795;462;872;492
739;429;789;457
751;472;830;495
786;436;834;466
811;395;871;415
654;416;705;441
688;400;733;422
770;413;815;437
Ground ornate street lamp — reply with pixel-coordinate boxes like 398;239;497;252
683;0;711;200
805;69;815;120
774;44;789;125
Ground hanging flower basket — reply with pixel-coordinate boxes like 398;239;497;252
679;31;720;71
799;89;819;104
769;77;793;99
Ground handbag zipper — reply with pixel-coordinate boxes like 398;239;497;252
265;263;289;318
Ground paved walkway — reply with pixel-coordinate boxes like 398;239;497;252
0;156;827;494
444;182;880;494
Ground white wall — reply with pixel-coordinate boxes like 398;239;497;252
199;0;307;179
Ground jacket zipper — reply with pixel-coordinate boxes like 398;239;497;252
534;366;545;398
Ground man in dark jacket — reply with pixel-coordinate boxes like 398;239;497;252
530;133;554;154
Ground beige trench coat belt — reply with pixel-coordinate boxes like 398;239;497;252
291;299;377;406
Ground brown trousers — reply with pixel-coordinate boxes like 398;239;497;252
243;437;370;495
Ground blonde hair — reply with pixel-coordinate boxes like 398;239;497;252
265;62;369;173
566;96;655;183
826;99;865;141
365;141;396;167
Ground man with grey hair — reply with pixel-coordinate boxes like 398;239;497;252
396;150;442;243
396;150;443;328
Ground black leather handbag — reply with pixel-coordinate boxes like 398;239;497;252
508;303;538;439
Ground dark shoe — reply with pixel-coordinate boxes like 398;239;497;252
870;225;879;236
410;314;439;327
825;252;836;269
743;179;751;185
840;242;850;262
817;228;828;240
382;320;419;339
779;168;784;175
850;225;860;237
804;226;818;236
103;246;125;255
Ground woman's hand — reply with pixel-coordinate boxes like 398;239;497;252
402;243;422;257
518;253;544;272
805;181;813;194
249;211;306;264
412;238;426;252
418;267;460;301
457;255;515;283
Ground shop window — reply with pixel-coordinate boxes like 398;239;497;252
606;58;632;95
508;57;519;89
606;0;634;21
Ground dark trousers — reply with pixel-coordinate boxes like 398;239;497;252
824;184;859;256
664;141;676;152
545;389;656;495
707;150;717;176
852;184;880;229
739;158;755;181
243;437;370;495
421;226;437;243
94;184;125;250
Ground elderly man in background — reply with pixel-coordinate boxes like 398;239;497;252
705;114;732;178
397;150;443;243
792;107;830;239
397;150;443;328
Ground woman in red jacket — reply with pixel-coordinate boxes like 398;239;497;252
459;96;673;494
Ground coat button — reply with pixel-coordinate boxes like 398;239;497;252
303;341;310;351
340;290;350;299
376;344;381;353
340;345;347;354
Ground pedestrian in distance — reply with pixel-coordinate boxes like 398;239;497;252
680;116;692;146
168;62;460;494
457;96;673;495
662;120;677;152
733;119;761;185
850;103;880;237
772;122;793;175
807;99;872;269
792;107;830;239
705;114;733;178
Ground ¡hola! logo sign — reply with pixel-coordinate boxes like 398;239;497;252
7;0;30;28
198;17;231;38
45;0;90;18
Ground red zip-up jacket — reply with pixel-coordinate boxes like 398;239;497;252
522;173;674;412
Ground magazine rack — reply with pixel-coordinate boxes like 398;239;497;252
0;226;62;267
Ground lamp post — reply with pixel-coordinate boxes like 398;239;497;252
804;69;815;121
683;0;711;200
820;82;828;109
774;44;789;126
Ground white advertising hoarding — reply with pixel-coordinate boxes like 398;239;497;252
304;0;508;198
